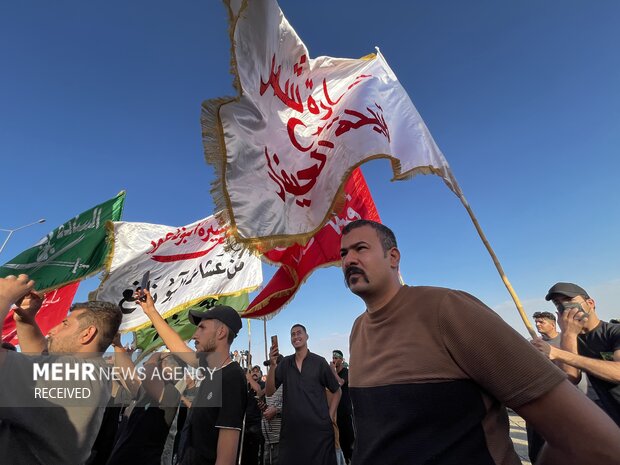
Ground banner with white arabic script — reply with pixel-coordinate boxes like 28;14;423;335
243;168;380;318
0;192;125;292
202;0;462;249
94;216;262;332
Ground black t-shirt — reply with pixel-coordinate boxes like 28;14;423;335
578;320;620;425
246;380;266;426
336;367;352;416
106;384;180;465
178;362;247;465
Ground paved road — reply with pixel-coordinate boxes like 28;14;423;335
508;410;531;465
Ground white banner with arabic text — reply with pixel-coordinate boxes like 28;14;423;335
95;216;262;331
203;0;462;247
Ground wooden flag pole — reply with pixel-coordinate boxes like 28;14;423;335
458;196;537;339
263;317;268;363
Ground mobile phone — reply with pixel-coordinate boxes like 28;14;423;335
560;302;589;319
255;395;268;411
271;335;278;347
139;270;150;301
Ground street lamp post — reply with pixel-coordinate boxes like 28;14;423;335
0;219;46;255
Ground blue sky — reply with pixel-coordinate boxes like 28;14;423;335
1;1;619;362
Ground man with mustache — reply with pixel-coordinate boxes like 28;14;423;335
339;220;620;465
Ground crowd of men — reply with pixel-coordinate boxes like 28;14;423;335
1;219;620;464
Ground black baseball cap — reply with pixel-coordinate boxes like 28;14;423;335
545;282;590;301
188;305;242;337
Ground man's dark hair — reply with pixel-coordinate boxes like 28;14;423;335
342;220;397;254
291;323;307;334
213;320;236;345
533;311;556;322
70;301;123;352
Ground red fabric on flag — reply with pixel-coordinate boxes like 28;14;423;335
243;169;379;318
2;281;79;346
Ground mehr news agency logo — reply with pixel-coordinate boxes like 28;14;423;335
31;358;214;400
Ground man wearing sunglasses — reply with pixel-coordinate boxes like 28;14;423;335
533;282;620;427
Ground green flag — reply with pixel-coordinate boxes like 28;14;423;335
135;292;249;357
0;192;126;291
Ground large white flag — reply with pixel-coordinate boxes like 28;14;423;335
94;216;262;331
202;0;462;248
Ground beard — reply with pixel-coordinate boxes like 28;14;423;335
344;266;369;289
48;335;77;354
197;336;217;353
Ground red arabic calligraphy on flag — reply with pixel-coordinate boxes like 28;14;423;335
202;0;461;248
94;216;263;332
2;282;79;346
243;168;379;318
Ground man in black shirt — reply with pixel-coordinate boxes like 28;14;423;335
242;365;265;465
136;290;247;465
105;352;182;465
265;324;341;465
534;282;620;426
330;350;353;464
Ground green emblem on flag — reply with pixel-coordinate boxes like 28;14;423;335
135;292;249;357
0;191;126;291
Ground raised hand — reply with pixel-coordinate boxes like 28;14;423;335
531;337;555;360
13;290;44;324
269;342;280;367
558;307;588;336
0;275;35;320
133;288;157;315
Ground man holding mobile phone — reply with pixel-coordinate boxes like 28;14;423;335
533;282;620;426
265;325;341;465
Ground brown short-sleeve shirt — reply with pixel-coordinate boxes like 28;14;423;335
349;285;565;465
